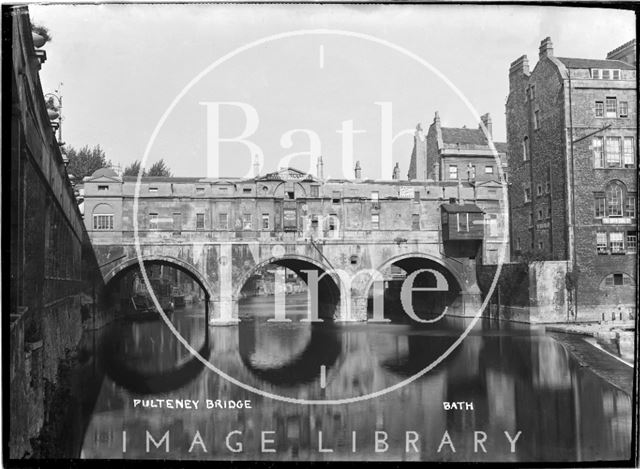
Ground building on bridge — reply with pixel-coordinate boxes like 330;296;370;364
81;160;510;323
506;37;637;320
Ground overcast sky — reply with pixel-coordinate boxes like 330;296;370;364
30;4;635;180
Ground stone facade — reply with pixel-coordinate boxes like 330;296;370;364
9;8;107;457
506;37;637;321
81;165;511;322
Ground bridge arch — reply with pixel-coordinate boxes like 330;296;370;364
104;255;215;301
363;252;465;295
233;254;341;320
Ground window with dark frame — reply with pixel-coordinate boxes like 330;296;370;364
196;213;205;230
595;101;604;117
595;197;606;218
619;101;628;117
596;232;608;254
606;137;621;167
371;214;380;230
218;213;228;230
262;213;269;230
626;232;637;252
593;137;604;168
412;214;421;230
609;232;624;254
310;185;320;197
605;97;617;118
625;197;636;218
456;213;469;232
623;137;635;167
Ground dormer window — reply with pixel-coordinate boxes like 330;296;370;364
591;69;621;80
98;185;109;191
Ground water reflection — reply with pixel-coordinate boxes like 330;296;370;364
76;294;632;462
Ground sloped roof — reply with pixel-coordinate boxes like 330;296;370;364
557;57;635;71
440;127;507;153
441;203;484;213
91;167;119;178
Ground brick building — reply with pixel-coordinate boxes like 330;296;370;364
506;37;636;320
407;112;509;263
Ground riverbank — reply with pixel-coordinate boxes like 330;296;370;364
547;329;634;396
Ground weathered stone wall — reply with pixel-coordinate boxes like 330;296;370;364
8;7;109;458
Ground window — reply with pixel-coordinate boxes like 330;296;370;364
332;191;341;204
607;183;624;216
328;213;338;231
448;165;458;180
619;101;628;117
603;69;611;80
97;185;109;191
311;215;319;228
412;214;421;230
219;187;228;193
524;185;531;203
605;97;617;118
457;213;469;232
593;137;604;168
536;184;543;196
262;213;270;230
414;190;420;202
469;165;476;179
523;136;529;161
242;214;252;230
595;197;606;218
487;214;498;237
218;213;228;230
93;214;113;230
534;110;540;130
610;232;624;254
371;214;380;230
283;209;297;231
485;166;494;175
530;84;536;100
535;209;542;221
545;181;551;194
528;213;533;226
627;232;637;252
612;70;620;80
595;101;604;117
149;187;158;193
623;137;635;167
606;137;621;167
516;237;521;251
196;187;205;194
597;232;608;254
196;213;205;230
172;212;182;233
243;187;252;194
625;197;636;218
371;191;379;202
286;191;295;200
545;206;551;219
538;241;544;250
310;185;320;198
591;69;602;79
149;213;159;229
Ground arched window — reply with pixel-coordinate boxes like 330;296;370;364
92;203;114;230
606;181;625;217
600;272;634;288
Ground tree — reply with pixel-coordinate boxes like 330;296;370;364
123;160;145;177
66;145;111;180
146;159;172;177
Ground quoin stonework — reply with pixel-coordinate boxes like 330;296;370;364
506;37;637;321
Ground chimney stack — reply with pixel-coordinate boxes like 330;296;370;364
316;155;324;179
480;113;492;139
539;37;554;59
509;55;530;76
354;160;362;180
392;162;400;180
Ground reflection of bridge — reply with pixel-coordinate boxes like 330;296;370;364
82;167;504;323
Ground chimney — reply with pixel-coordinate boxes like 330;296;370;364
509;55;530;76
434;111;441;126
316;155;324;179
392;162;400;180
480;113;492;139
354;160;362;180
539;37;554;59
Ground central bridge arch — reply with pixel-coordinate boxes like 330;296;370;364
234;254;341;320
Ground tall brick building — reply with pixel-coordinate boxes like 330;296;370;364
506;37;636;320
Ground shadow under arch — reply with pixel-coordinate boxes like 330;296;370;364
234;254;341;321
100;321;210;395
237;319;342;387
363;252;463;323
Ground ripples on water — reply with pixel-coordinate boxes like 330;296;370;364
75;294;632;462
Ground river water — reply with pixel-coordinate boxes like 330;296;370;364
73;294;632;462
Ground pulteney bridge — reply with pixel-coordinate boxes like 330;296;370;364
81;167;505;323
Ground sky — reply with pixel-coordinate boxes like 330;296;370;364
30;4;635;180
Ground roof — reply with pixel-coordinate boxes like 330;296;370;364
91;167;119;178
557;57;635;71
441;203;484;213
440;127;507;153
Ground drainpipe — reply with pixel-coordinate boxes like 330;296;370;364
567;70;578;319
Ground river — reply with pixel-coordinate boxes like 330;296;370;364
71;293;631;462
